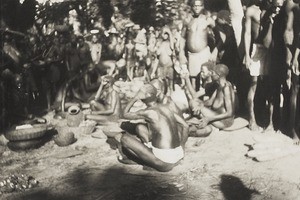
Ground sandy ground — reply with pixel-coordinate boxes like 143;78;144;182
1;112;300;200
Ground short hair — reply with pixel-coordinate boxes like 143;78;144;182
201;61;215;71
150;78;167;94
189;0;204;6
140;84;157;101
214;64;229;77
217;10;231;24
102;75;115;85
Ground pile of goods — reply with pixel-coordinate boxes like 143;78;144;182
114;80;147;112
114;80;144;100
78;120;97;134
246;132;300;162
5;124;50;151
0;174;38;194
54;120;96;146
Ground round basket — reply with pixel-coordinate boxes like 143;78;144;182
76;126;95;135
5;124;48;141
7;139;46;151
56;126;95;136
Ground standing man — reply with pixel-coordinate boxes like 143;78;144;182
244;0;284;131
179;0;214;90
244;0;264;131
156;27;175;93
284;0;300;143
284;0;300;88
77;36;92;70
89;35;102;67
289;33;300;144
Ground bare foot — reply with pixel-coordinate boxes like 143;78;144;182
114;133;122;143
249;121;262;132
292;130;300;145
264;124;275;133
117;155;138;165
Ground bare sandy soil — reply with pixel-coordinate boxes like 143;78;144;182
1;113;300;200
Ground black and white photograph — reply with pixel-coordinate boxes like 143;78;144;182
0;0;300;199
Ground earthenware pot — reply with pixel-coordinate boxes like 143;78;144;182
66;105;83;127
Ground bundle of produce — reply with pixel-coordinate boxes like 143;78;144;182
114;80;144;100
0;174;38;194
246;132;300;162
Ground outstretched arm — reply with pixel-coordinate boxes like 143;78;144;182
123;95;139;115
174;113;189;147
292;47;300;75
227;0;244;47
244;8;253;69
181;72;197;98
285;1;296;67
284;0;295;47
94;82;104;101
179;25;188;65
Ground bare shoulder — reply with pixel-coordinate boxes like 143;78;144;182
286;0;298;11
222;82;234;92
246;5;260;17
142;108;159;118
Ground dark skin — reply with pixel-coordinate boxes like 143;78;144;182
244;0;284;131
85;76;121;123
126;79;184;144
187;66;236;137
290;45;300;144
285;0;300;144
119;86;189;172
179;0;215;88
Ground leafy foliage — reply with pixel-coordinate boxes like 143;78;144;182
1;0;36;32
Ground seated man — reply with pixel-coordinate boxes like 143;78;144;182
151;78;182;116
85;75;122;123
121;78;183;144
188;64;236;137
118;84;189;172
182;61;218;101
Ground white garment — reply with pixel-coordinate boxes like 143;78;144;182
90;43;102;64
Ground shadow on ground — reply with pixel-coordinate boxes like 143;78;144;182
6;166;189;200
219;174;259;200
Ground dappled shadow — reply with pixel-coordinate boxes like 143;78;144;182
219;174;259;200
6;166;188;200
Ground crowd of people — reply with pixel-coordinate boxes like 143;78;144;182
1;0;300;171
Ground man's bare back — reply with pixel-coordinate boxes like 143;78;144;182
119;84;188;171
146;105;181;149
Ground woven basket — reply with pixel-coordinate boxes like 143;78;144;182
5;124;48;141
56;126;95;136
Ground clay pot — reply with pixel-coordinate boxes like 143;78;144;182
54;131;76;147
66;105;83;127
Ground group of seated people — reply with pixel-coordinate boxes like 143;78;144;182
83;60;236;172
